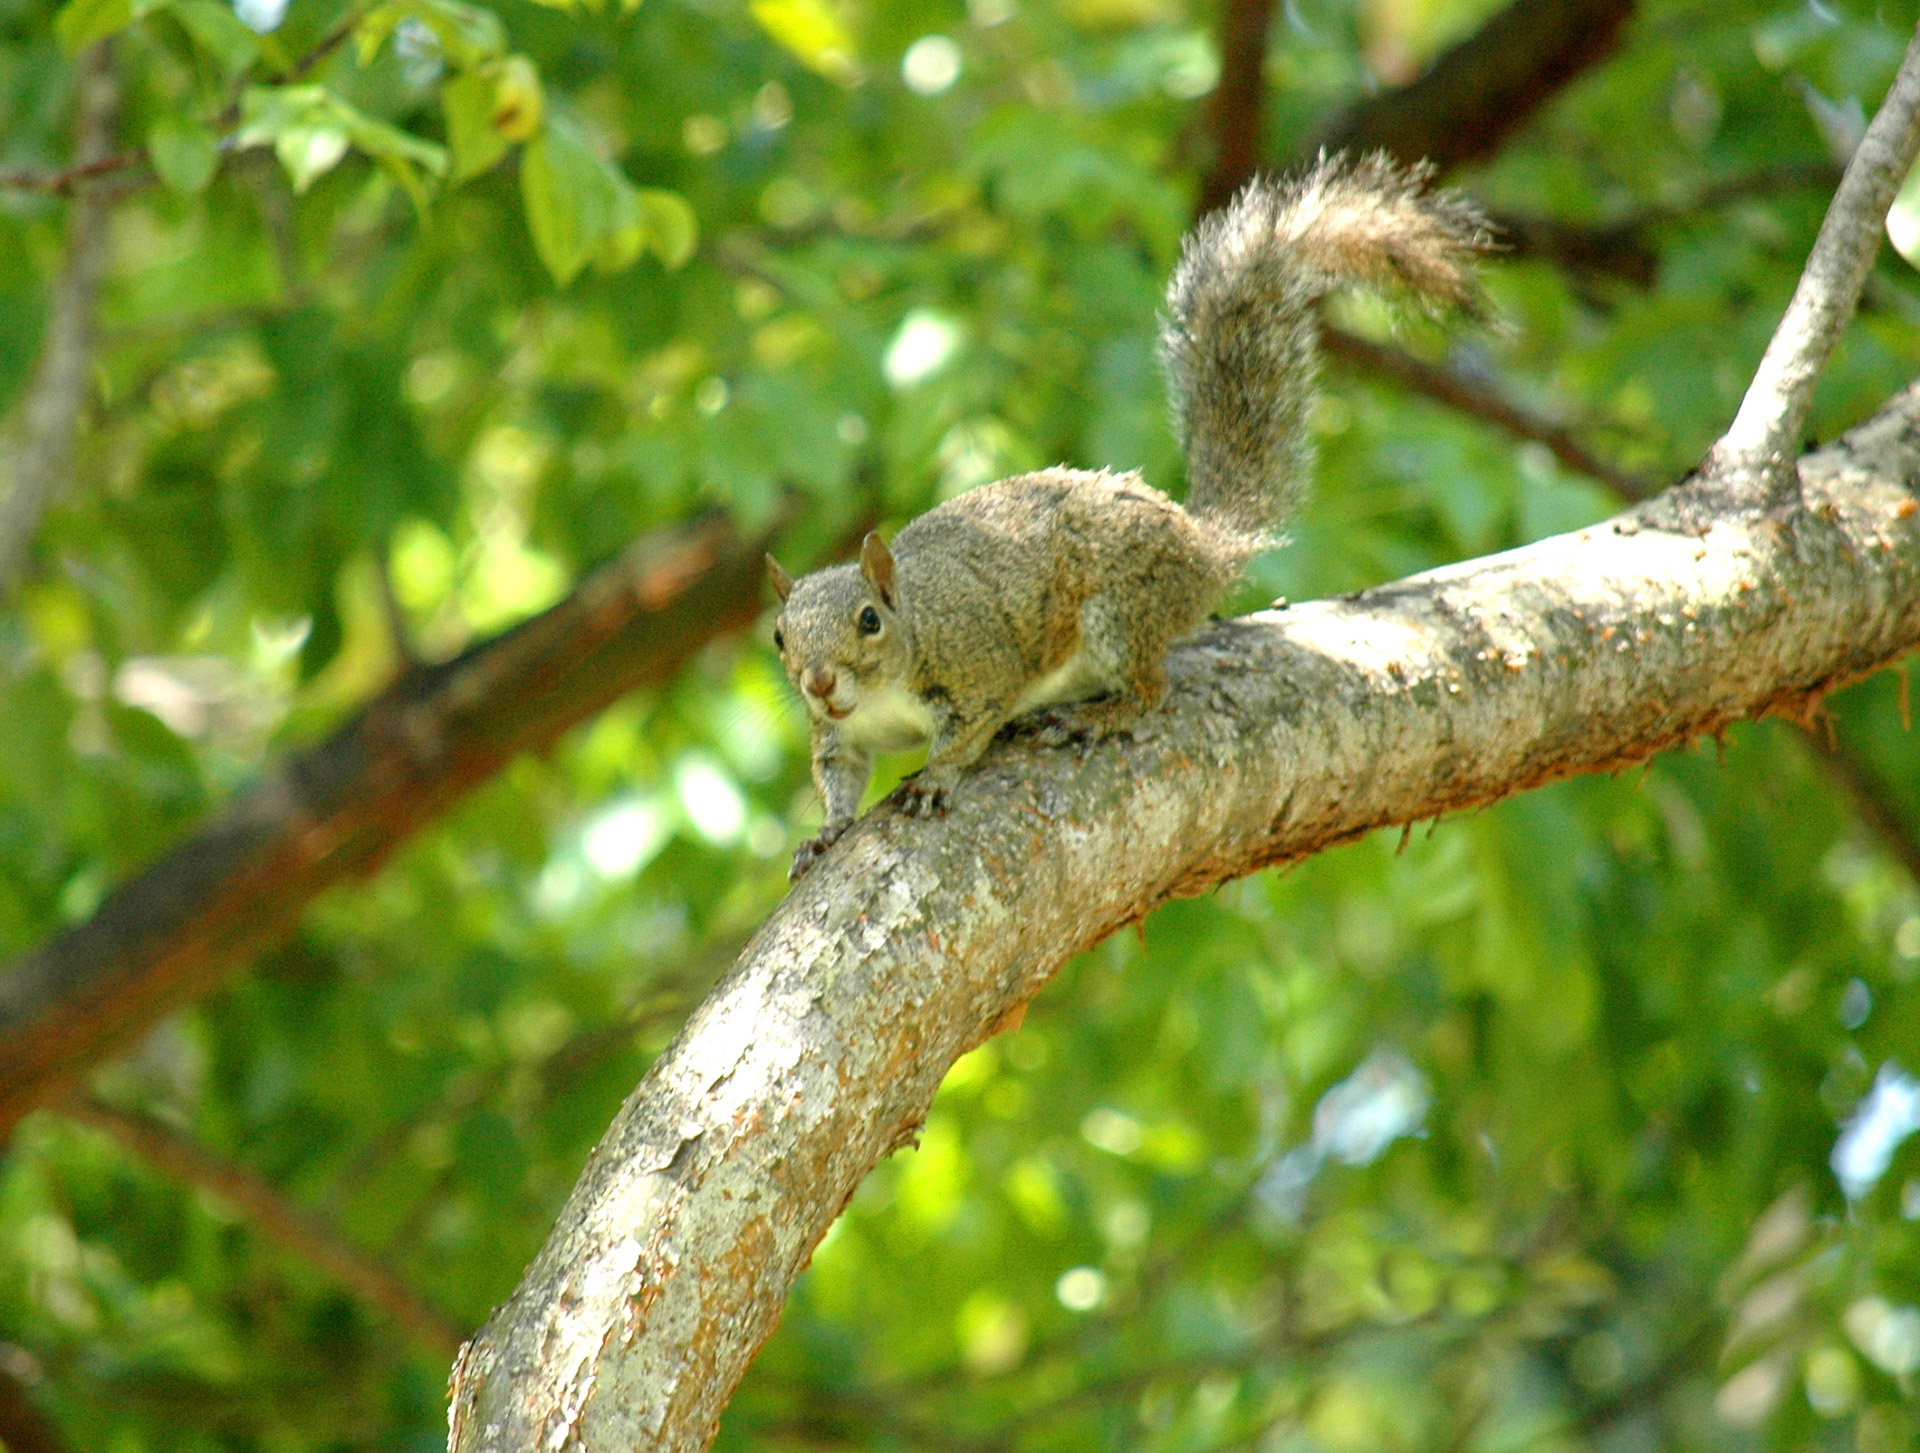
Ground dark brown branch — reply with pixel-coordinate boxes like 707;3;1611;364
0;41;118;597
0;1363;70;1453
1309;0;1636;173
1196;0;1278;215
0;515;775;1136
1320;325;1653;501
63;1100;464;1357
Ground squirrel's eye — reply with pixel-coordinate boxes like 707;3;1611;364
858;605;882;635
773;628;785;653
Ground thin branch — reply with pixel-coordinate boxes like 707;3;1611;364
0;514;777;1137
1196;0;1278;215
1716;22;1920;481
1799;721;1920;885
0;1362;70;1453
63;1100;464;1357
0;8;364;198
1320;325;1654;501
1308;0;1636;174
0;41;118;599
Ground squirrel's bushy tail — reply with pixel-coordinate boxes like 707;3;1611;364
1161;151;1491;548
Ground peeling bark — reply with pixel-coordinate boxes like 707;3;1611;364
448;384;1920;1451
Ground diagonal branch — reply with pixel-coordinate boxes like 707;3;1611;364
0;515;776;1137
448;380;1920;1449
1308;0;1635;174
64;1100;464;1357
1319;325;1652;500
1715;22;1920;483
0;41;119;599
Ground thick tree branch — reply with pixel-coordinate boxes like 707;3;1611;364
0;516;773;1137
1716;22;1920;483
447;381;1920;1448
1308;0;1635;175
0;41;118;599
64;1100;464;1357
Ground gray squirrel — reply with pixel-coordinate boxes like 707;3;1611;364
769;153;1491;880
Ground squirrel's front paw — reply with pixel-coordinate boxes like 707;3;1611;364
788;825;845;882
893;775;951;819
1028;705;1097;749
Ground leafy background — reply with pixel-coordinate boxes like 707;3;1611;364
5;0;1920;1448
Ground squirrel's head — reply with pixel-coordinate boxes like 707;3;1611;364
767;532;912;723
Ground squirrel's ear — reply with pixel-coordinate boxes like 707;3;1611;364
766;554;794;602
859;531;897;608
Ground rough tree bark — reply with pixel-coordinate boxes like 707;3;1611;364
446;26;1920;1450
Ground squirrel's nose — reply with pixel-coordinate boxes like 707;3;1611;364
801;664;837;699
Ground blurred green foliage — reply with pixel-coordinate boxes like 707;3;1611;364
7;0;1920;1448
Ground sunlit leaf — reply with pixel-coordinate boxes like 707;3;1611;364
442;70;510;181
169;0;260;73
1889;157;1920;271
238;85;445;196
636;188;697;269
356;0;504;69
747;0;861;84
147;114;218;194
520;119;616;285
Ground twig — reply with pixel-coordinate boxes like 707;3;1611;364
0;7;364;197
1799;722;1920;886
1320;325;1654;501
1196;0;1278;216
1715;22;1920;482
63;1099;465;1357
0;41;118;599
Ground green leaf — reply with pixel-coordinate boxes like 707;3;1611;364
147;115;218;194
238;85;445;197
170;0;260;74
55;0;137;53
356;0;504;70
1889;158;1920;272
636;188;697;269
747;0;861;83
520;120;616;286
442;71;510;182
592;184;646;273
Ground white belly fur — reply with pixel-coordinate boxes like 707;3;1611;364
1010;646;1112;716
842;647;1112;755
841;682;937;753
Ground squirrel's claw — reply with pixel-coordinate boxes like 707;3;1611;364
788;824;846;881
893;775;951;819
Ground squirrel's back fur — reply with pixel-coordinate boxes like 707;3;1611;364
1160;151;1491;552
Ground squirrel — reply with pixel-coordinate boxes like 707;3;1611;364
768;153;1491;880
